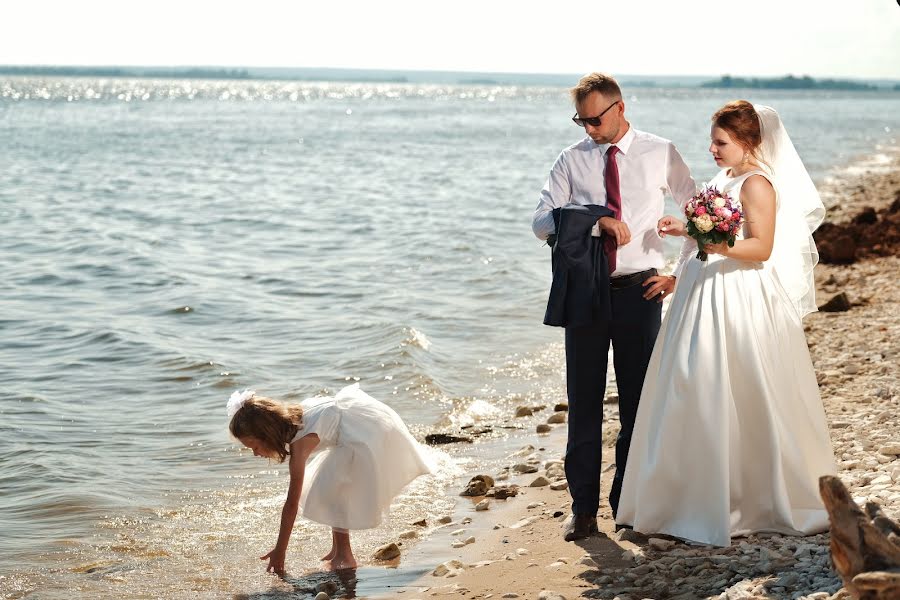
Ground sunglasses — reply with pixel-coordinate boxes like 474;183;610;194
572;100;620;128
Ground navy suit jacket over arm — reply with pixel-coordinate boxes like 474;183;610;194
543;204;615;328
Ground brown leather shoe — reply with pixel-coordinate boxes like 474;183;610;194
563;514;598;541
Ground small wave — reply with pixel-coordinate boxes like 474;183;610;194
402;327;431;351
443;398;502;428
819;146;900;208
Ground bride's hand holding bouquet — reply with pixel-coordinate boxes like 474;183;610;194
684;186;744;261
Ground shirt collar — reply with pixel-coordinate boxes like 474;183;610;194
600;124;635;156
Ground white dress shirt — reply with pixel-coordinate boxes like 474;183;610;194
532;126;696;277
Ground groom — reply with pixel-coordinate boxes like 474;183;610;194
532;72;696;540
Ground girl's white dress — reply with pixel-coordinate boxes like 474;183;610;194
615;169;837;547
291;383;432;530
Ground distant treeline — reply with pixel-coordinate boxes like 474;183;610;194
702;75;880;91
1;66;897;90
0;65;252;79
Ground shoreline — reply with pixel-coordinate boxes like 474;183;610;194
359;151;900;600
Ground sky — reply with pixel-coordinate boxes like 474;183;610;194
2;0;899;79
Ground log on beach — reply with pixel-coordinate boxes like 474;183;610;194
819;475;900;599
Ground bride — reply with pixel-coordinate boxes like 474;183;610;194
615;101;837;546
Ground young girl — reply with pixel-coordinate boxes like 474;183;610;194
227;383;432;573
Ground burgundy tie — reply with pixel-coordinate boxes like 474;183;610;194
604;145;621;274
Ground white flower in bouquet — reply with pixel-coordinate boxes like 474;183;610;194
694;214;714;233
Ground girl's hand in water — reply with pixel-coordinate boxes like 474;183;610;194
261;547;287;575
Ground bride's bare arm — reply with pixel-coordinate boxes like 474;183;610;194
704;175;776;261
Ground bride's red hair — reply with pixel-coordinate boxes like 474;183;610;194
713;100;765;165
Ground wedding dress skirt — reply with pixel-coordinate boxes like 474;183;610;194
615;246;836;546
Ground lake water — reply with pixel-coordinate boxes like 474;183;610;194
1;76;898;598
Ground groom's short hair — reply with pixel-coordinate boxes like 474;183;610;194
571;72;623;104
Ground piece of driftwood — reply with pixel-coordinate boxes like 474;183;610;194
819;475;900;599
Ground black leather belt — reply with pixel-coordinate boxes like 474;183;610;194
610;268;657;290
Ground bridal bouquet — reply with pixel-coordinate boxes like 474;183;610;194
684;186;744;261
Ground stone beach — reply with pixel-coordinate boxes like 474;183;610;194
377;154;900;600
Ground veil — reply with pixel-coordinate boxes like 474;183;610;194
753;104;825;318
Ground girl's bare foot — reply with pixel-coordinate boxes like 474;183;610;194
324;554;357;571
320;547;336;561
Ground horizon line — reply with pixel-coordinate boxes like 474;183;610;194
1;64;897;83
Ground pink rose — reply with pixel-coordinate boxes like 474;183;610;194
695;206;707;216
717;223;730;232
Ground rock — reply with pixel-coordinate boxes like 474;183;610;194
316;581;339;595
815;228;857;264
536;424;552;434
437;515;452;525
475;499;490;511
604;394;619;404
554;403;569;412
510;516;539;529
411;518;427;527
373;542;401;561
547;412;566;424
878;444;900;456
426;433;472;445
515;406;534;418
460;474;495;496
819;292;852;312
529;476;551;487
513;463;538;474
549;480;569;491
649;537;676;551
538;591;567;600
432;559;465;577
314;593;330;600
399;530;419;539
502;594;519;598
546;465;565;479
492;485;519;500
615;528;647;544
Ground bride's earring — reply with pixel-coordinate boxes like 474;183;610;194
742;151;750;165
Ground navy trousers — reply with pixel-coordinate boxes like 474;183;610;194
563;272;662;517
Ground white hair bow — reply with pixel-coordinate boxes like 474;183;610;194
227;389;256;419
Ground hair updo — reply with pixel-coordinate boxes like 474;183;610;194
712;100;762;156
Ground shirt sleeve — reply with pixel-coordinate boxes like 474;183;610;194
665;142;697;278
665;142;696;209
532;151;572;240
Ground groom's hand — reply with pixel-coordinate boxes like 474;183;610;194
598;217;631;246
642;275;676;303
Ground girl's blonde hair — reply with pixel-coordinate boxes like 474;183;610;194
229;396;303;463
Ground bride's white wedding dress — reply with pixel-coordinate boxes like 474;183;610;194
615;167;837;547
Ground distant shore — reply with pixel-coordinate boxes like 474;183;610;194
1;66;897;91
